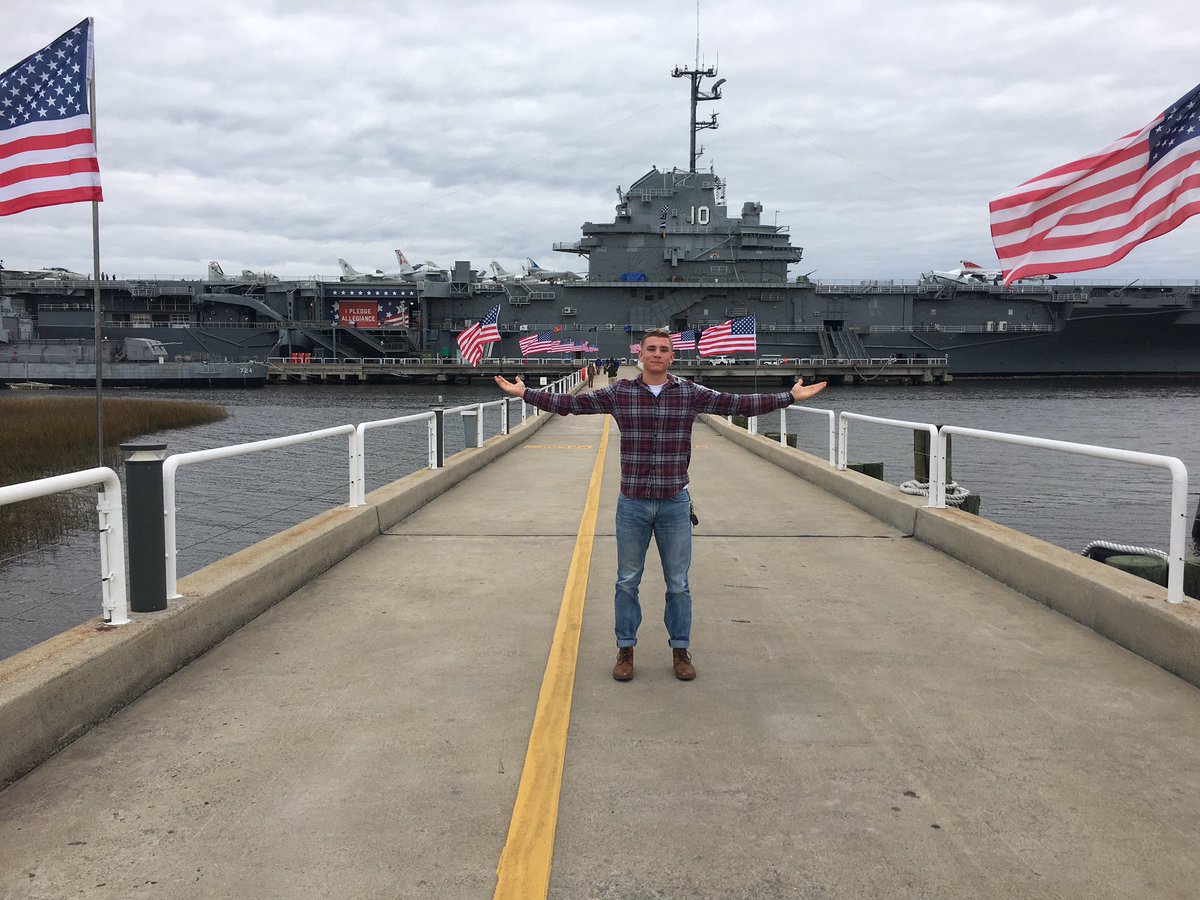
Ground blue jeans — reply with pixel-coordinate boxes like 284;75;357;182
614;489;693;649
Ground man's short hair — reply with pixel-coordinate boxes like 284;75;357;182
641;328;673;348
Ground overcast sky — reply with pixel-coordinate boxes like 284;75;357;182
3;0;1200;283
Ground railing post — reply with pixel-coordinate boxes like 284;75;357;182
826;412;837;466
432;403;445;468
95;470;129;625
347;429;359;504
748;415;758;436
929;427;945;508
122;442;169;612
501;398;510;435
163;459;181;599
779;409;788;447
351;426;366;506
476;403;485;446
837;414;849;470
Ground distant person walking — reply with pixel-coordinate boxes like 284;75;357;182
495;329;826;681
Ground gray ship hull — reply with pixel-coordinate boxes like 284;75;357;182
0;360;267;388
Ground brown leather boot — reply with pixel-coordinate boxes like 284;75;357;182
672;648;696;681
613;647;634;681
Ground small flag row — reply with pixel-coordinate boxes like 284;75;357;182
519;331;597;355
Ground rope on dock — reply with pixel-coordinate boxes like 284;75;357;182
898;479;972;507
1081;539;1168;560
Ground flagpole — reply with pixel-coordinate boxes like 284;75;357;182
88;21;104;467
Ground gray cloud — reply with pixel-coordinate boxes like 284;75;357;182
3;0;1200;282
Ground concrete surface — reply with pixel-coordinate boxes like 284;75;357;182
2;381;1200;897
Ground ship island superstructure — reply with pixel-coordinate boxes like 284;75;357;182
3;65;1200;382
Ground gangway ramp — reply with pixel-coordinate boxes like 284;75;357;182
2;397;1199;898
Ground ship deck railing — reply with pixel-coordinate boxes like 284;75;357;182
6;274;1200;291
868;323;1055;334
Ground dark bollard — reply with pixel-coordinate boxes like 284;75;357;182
1193;499;1200;547
847;461;884;480
913;430;952;482
122;442;168;612
431;402;445;468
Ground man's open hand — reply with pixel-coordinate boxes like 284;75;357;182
790;379;828;403
494;375;526;398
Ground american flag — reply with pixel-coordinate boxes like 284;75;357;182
698;315;757;357
990;81;1200;285
519;330;556;355
670;329;697;350
0;20;102;217
378;300;408;326
456;303;500;366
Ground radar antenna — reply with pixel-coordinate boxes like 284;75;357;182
671;65;724;174
671;4;724;173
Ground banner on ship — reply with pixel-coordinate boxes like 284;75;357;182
336;300;378;327
328;287;416;328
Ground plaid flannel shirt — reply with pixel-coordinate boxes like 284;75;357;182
523;374;792;499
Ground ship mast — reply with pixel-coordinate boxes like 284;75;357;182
671;63;724;173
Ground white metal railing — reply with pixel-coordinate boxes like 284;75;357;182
839;412;942;507
352;412;436;506
781;406;837;465
163;425;357;599
167;370;584;592
0;468;129;625
938;426;1191;605
734;408;1192;603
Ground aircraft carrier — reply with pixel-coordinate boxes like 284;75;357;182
3;66;1199;381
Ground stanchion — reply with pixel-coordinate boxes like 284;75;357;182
431;403;445;468
122;442;169;612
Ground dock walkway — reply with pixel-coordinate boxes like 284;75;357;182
3;382;1200;897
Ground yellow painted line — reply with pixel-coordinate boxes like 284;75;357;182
494;417;610;899
522;444;595;449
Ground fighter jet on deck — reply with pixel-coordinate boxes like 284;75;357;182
924;260;1056;286
207;261;279;283
522;258;581;283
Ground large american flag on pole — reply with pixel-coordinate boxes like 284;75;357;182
0;19;102;217
456;303;500;366
698;315;757;356
990;81;1200;285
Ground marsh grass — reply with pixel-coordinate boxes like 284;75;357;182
0;396;227;562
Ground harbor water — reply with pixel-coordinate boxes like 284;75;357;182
2;378;1199;660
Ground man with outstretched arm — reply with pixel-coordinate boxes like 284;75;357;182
494;329;827;682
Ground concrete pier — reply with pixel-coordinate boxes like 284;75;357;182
2;375;1200;897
